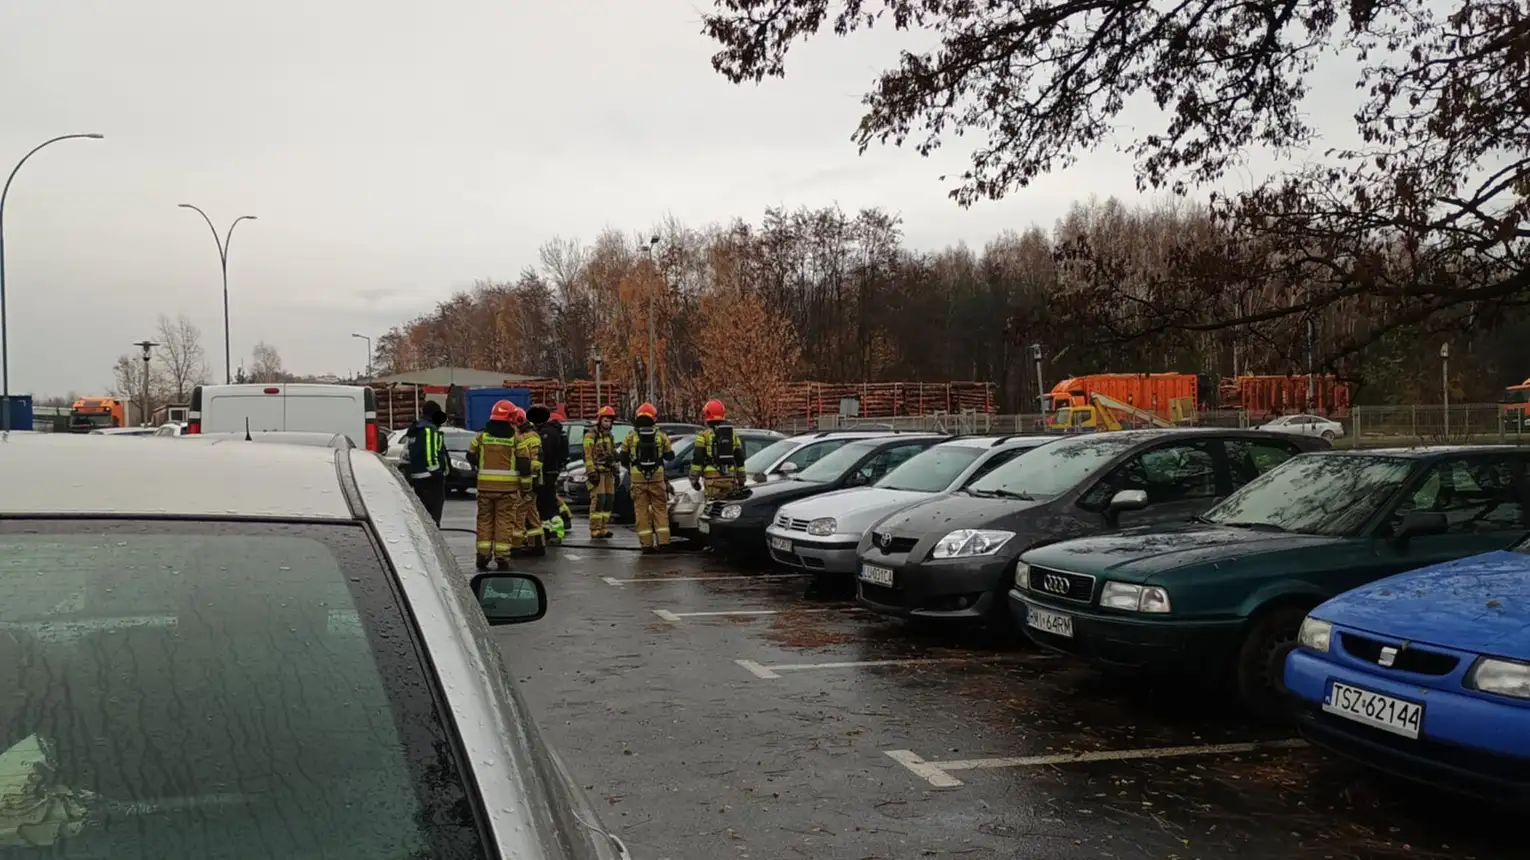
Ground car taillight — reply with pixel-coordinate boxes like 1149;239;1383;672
365;416;379;452
187;412;200;435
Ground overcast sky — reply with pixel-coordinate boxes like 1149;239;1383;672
0;0;1359;396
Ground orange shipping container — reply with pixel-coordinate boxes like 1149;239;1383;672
1046;374;1197;419
1221;375;1350;418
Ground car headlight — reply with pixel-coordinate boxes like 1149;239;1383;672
807;517;837;537
1014;562;1030;590
930;529;1014;560
1468;657;1530;699
1099;581;1172;613
570;474;587;484
720;504;742;520
450;458;470;472
1297;616;1333;653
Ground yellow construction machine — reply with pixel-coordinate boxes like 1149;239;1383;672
1047;392;1190;433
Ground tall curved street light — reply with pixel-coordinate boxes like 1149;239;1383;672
1;132;106;433
178;204;256;384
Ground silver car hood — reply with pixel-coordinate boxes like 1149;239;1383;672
777;486;931;533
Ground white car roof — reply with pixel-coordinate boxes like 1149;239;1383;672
0;433;354;519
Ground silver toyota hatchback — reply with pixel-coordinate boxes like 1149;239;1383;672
0;434;628;859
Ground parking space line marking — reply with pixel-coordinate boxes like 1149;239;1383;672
887;739;1307;788
885;750;964;788
735;660;780;679
736;655;1030;678
604;573;809;587
652;608;841;622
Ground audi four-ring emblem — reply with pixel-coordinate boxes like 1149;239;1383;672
1042;574;1071;594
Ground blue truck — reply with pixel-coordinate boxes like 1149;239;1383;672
461;387;533;432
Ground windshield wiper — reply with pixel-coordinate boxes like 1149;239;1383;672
1215;521;1289;532
972;488;1034;501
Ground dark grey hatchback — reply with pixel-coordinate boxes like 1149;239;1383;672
854;429;1331;627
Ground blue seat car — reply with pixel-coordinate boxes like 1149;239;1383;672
1283;540;1530;800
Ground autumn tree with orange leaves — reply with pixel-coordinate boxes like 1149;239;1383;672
690;286;801;427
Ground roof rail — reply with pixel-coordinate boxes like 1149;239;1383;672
990;433;1025;447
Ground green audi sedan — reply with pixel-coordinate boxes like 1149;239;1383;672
1013;446;1530;712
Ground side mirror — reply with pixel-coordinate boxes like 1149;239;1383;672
1108;489;1149;513
470;572;548;626
777;461;800;476
1392;511;1448;544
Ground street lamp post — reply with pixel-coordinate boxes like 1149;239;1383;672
178;204;256;384
352;332;372;379
133;340;158;427
0;132;105;433
1441;342;1451;439
644;235;660;406
593;347;604;409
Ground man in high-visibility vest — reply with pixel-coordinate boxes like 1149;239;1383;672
467;400;522;570
583;405;620;539
620;402;675;552
404;403;450;525
691;398;746;500
514;407;546;556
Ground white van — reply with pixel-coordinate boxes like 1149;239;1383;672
187;384;385;453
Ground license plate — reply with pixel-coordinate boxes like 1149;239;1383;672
858;564;894;587
698;520;709;534
769;536;792;553
1026;606;1074;638
1324;681;1423;739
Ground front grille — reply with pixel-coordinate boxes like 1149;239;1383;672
774;514;811;532
1027;565;1096;603
1339;633;1460;676
869;531;917;554
705;501;726;518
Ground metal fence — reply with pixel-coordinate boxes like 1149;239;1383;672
774;404;1530;448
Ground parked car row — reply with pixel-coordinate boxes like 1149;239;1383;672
704;427;1530;799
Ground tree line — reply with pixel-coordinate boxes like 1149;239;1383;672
374;197;1530;420
100;317;291;418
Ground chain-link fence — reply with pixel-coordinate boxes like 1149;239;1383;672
771;404;1530;448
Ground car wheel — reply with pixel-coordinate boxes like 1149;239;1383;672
1321;430;1336;441
1234;604;1310;717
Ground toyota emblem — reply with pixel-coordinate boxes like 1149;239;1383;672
1042;574;1070;594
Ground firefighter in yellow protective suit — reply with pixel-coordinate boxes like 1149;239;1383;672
467;400;522;570
620;402;674;552
514;407;546;557
691;398;746;500
583;405;620;539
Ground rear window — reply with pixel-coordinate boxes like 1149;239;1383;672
0;520;483;858
874;445;983;492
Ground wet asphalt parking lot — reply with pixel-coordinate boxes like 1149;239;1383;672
439;499;1517;860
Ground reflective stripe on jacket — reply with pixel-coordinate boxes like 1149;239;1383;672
622;427;672;480
584;429;617;474
408;423;448;479
470;431;519;488
515;426;542;487
691;426;745;478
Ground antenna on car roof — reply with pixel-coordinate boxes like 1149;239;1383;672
244;417;252;442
